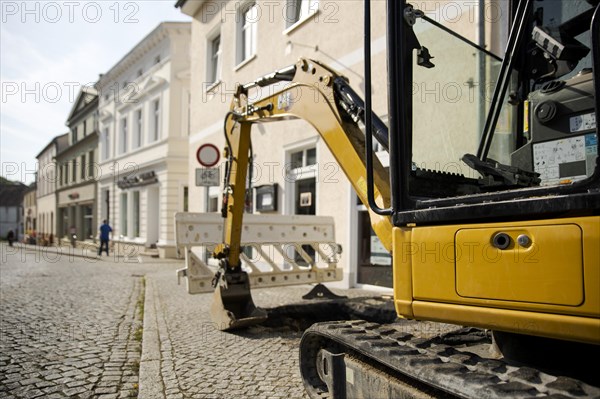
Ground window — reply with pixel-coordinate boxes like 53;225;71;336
208;34;222;84
134;109;143;149
101;188;110;221
83;205;93;239
71;128;77;144
187;92;191;136
290;147;316;169
83;120;87;137
286;145;318;185
120;193;128;237
238;3;258;65
151;100;160;142
208;196;219;213
88;150;94;178
71;159;77;183
132;191;140;238
286;0;319;28
120;117;128;154
62;164;67;186
183;186;189;212
81;154;86;180
102;128;110;160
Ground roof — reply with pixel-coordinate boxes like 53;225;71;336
55;131;98;160
66;86;99;125
35;132;69;159
0;181;28;207
175;0;207;17
56;133;70;154
24;182;37;194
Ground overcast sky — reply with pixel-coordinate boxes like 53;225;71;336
0;1;191;184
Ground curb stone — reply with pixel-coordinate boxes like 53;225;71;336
139;278;166;398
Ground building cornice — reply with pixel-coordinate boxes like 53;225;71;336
97;22;190;88
56;179;98;196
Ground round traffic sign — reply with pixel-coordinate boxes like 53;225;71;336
196;143;220;167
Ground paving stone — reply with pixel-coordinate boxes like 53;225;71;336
95;386;118;394
42;385;65;394
66;380;87;388
63;386;88;396
34;380;54;389
45;374;63;381
22;389;45;399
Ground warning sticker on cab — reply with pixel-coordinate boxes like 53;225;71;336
569;112;596;133
533;134;597;186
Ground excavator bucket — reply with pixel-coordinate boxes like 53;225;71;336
210;271;268;330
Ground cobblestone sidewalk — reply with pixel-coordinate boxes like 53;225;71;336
139;265;388;399
0;244;150;398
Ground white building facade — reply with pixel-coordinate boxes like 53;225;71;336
96;22;191;258
36;133;68;244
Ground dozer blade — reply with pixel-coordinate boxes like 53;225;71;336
210;271;268;330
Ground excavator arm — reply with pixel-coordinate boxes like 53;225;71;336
207;58;394;329
218;58;392;264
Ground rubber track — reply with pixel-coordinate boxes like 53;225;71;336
300;320;600;399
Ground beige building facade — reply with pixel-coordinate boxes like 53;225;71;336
22;183;37;242
177;0;509;289
96;22;191;258
56;87;99;243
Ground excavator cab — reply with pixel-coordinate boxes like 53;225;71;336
376;0;598;212
368;0;599;343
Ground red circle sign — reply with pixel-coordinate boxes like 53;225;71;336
196;143;220;167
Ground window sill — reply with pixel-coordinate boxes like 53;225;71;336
234;54;257;72
205;80;222;93
283;9;320;35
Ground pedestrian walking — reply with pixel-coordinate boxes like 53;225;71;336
7;230;14;246
98;220;112;256
69;225;77;248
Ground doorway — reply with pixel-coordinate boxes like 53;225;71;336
357;210;393;287
294;177;316;265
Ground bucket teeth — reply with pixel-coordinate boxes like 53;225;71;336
210;271;268;330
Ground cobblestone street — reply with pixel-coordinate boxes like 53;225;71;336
0;243;156;398
0;243;389;398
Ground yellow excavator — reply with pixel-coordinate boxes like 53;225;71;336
179;0;599;397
